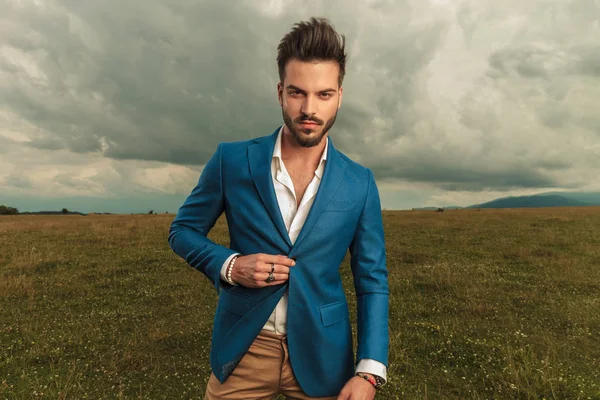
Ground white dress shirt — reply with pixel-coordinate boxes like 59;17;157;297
220;127;387;381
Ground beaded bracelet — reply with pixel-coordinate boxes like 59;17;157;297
226;255;239;285
356;372;381;390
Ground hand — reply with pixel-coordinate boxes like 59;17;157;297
337;376;376;400
231;254;295;288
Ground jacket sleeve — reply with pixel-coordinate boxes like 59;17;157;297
168;143;236;293
349;168;389;367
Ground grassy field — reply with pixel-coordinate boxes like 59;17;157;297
1;208;599;399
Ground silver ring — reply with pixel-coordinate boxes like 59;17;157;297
270;263;275;273
265;272;275;283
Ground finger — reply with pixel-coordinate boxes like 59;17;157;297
259;263;291;274
274;265;291;274
264;254;296;267
338;392;351;400
270;273;289;281
256;278;288;288
254;272;289;283
278;255;296;267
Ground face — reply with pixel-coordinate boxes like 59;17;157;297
278;59;343;148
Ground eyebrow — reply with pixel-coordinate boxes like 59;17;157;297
286;85;337;94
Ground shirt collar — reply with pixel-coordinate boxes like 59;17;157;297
273;125;328;179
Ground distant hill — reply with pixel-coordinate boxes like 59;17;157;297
467;194;592;209
541;191;600;205
414;191;600;211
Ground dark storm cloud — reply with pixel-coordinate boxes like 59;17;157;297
1;0;282;165
1;0;600;200
369;152;560;191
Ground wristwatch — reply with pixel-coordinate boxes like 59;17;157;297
356;372;385;390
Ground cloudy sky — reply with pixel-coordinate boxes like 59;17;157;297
1;0;599;213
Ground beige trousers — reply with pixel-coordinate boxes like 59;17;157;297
204;330;337;400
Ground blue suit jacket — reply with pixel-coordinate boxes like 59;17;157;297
168;127;389;397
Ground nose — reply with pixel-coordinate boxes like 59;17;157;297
301;95;315;116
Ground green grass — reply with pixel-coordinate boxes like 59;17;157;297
1;208;599;399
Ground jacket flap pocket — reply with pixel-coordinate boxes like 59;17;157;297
320;301;349;327
219;290;250;316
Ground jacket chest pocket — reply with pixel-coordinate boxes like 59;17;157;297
324;200;356;212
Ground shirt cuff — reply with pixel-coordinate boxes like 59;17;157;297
220;253;241;284
355;359;387;383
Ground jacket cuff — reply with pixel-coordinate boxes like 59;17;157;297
220;253;241;284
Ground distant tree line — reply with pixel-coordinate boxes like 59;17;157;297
0;205;19;215
1;205;169;215
0;205;87;216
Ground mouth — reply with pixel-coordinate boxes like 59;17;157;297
298;121;320;128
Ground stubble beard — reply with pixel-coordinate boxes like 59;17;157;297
282;107;338;148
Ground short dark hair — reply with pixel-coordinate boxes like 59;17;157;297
277;17;347;87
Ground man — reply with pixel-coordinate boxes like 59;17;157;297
169;17;389;399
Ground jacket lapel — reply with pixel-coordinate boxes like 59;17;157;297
292;138;346;250
248;128;293;247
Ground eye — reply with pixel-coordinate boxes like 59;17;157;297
288;90;302;97
319;92;333;99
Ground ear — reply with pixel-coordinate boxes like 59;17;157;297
277;82;283;106
338;86;343;109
